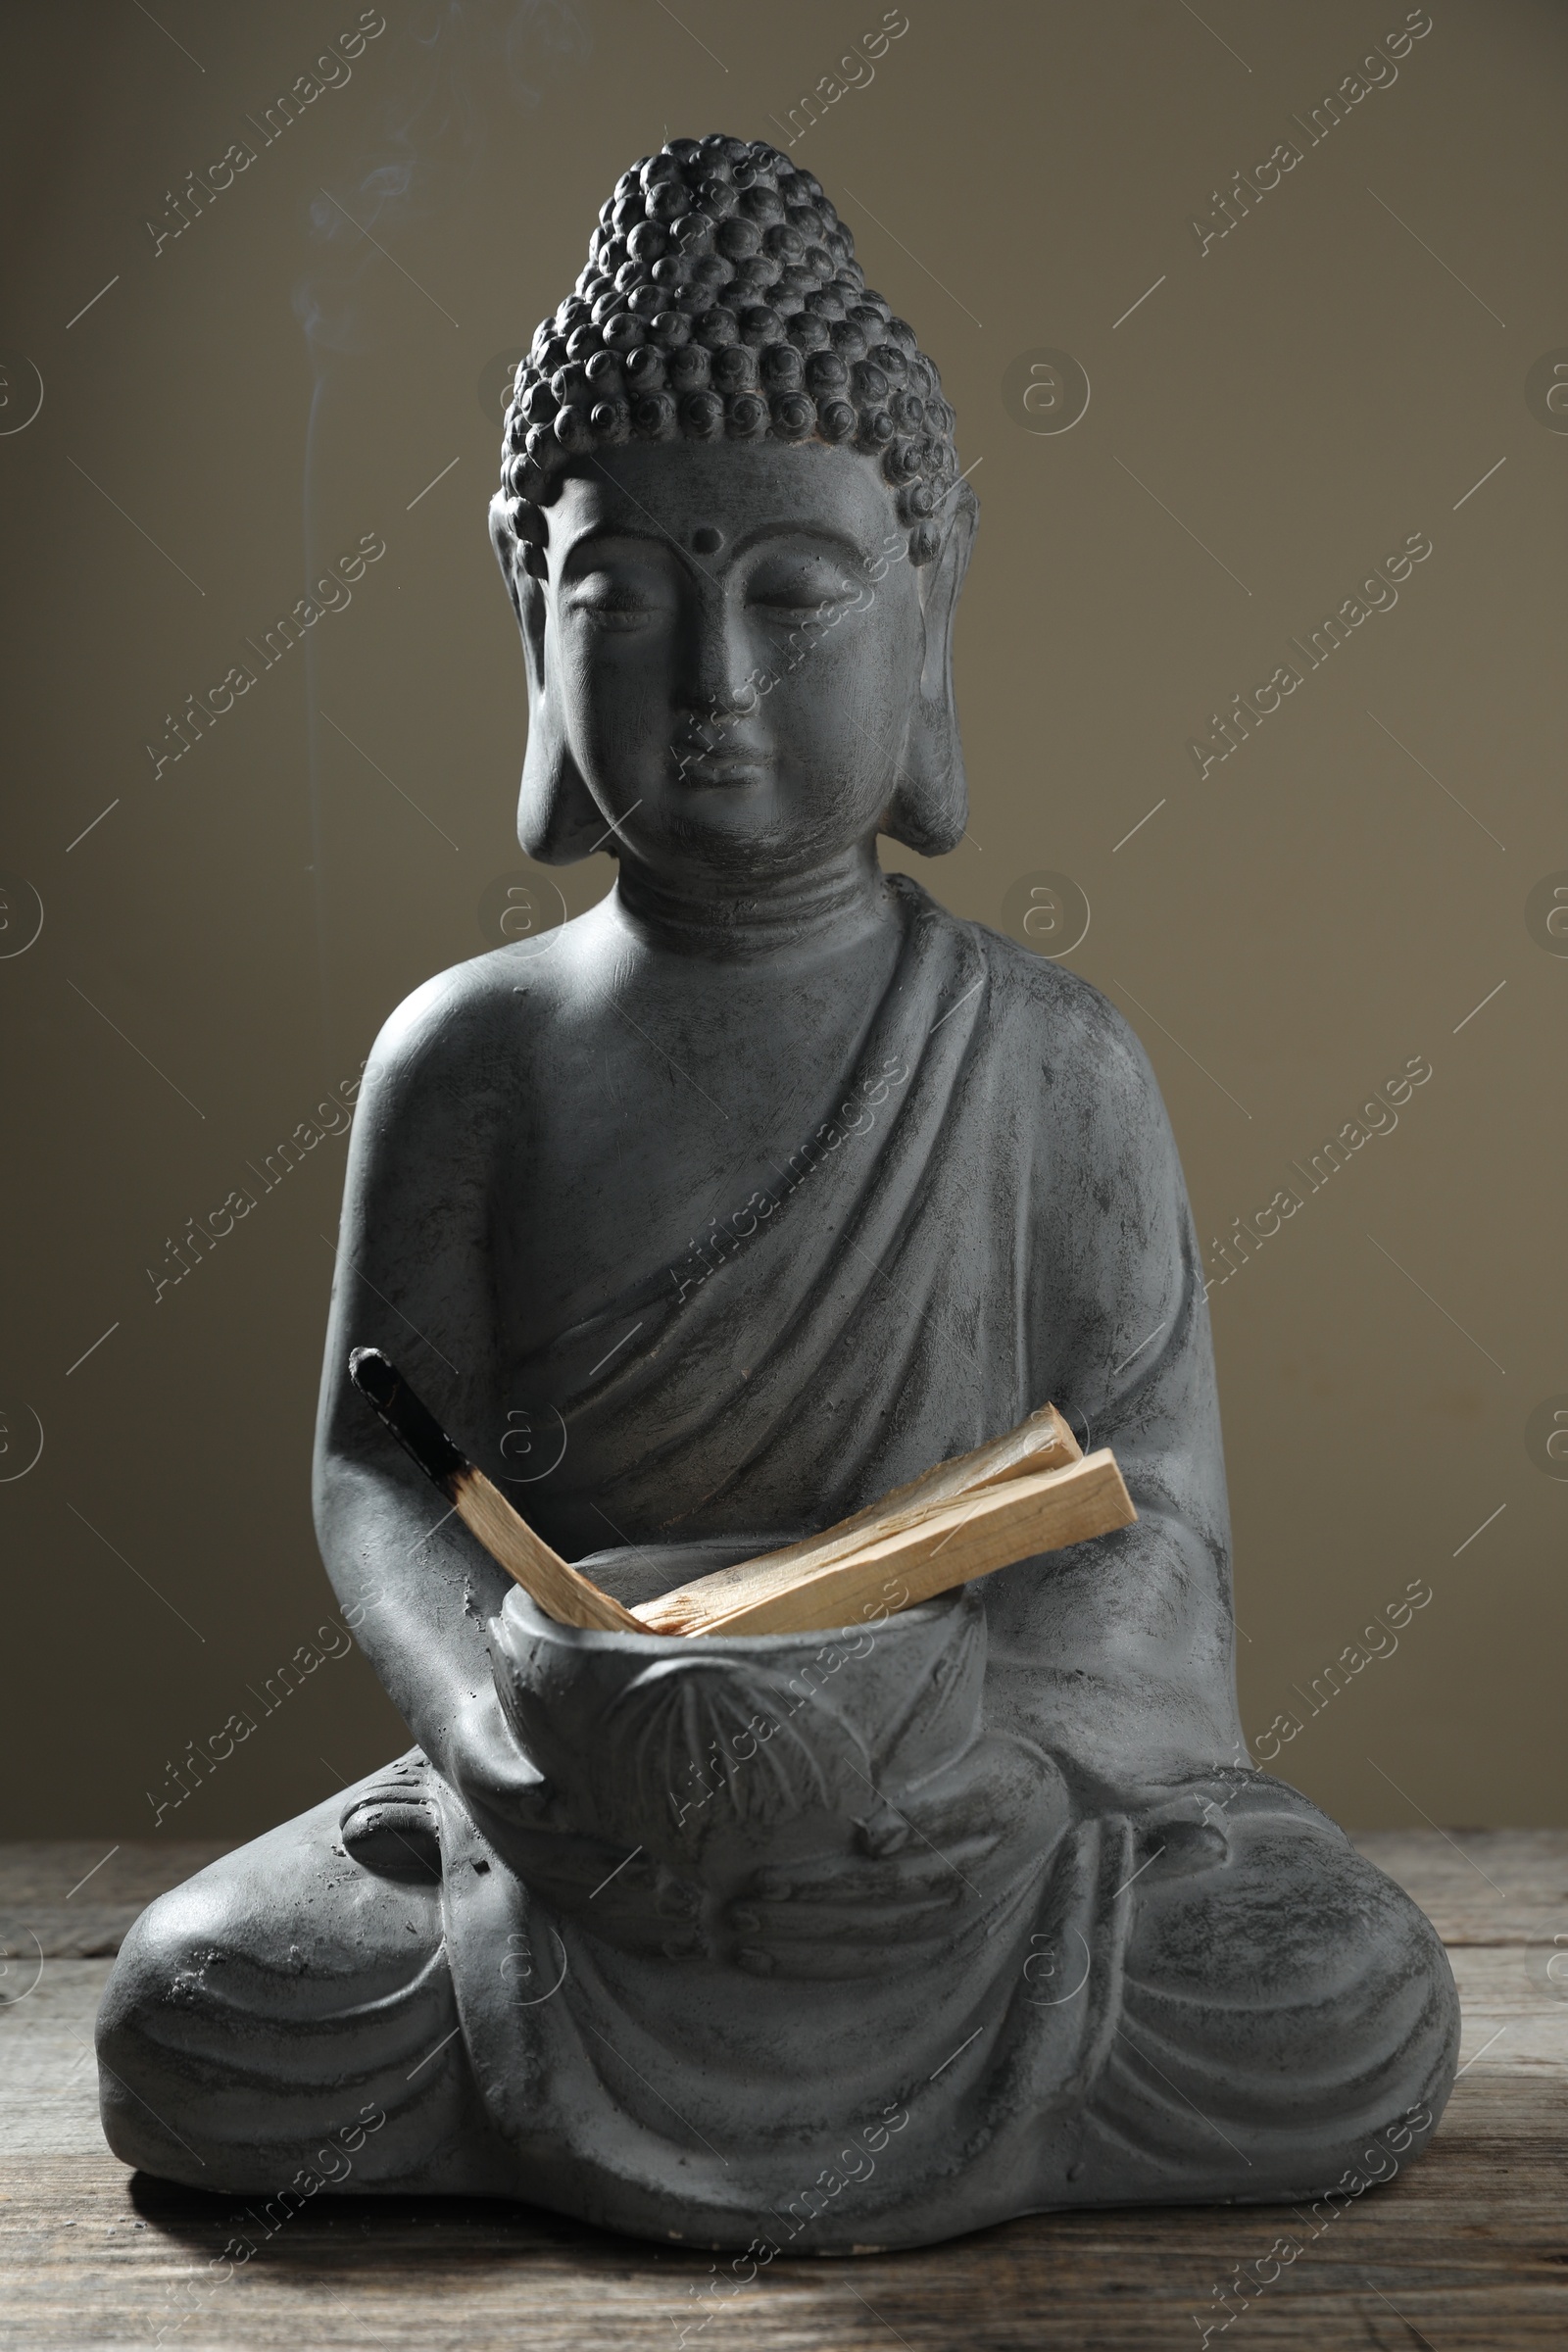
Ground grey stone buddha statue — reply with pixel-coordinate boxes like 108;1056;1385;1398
97;133;1458;2253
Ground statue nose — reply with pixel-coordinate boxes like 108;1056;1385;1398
678;680;757;732
677;596;756;722
683;688;754;729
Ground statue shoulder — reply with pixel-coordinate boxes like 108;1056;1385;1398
365;952;505;1083
360;938;572;1111
969;917;1170;1133
972;917;1149;1052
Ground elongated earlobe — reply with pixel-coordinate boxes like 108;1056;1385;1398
881;486;978;857
516;658;606;864
488;494;606;865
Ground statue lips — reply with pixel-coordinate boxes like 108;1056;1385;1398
675;754;771;789
670;717;771;790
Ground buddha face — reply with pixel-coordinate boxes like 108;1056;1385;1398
513;439;968;885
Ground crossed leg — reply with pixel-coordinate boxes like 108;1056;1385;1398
1070;1785;1461;2205
96;1756;511;2196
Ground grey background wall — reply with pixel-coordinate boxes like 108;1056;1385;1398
2;0;1562;1839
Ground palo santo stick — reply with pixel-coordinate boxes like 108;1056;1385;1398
654;1450;1137;1639
348;1348;643;1635
633;1400;1082;1634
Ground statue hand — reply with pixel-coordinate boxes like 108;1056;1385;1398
724;1731;1068;1982
446;1688;713;1957
445;1686;559;1854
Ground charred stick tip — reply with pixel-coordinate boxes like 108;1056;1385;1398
349;1347;467;1491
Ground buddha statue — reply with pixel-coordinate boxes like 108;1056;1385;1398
98;134;1458;2253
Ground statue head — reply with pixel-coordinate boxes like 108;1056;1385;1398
487;134;977;886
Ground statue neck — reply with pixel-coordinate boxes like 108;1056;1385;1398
611;843;898;961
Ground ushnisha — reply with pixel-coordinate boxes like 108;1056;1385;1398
501;134;958;558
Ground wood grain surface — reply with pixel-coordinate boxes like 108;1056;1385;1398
1;1832;1563;2349
643;1449;1135;1636
452;1469;647;1632
642;1396;1084;1617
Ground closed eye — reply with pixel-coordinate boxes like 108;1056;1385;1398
571;599;662;630
749;590;851;618
741;535;863;616
745;572;858;625
563;558;676;629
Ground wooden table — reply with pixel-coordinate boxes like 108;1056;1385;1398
1;1831;1563;2349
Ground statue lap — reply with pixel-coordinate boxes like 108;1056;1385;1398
99;1754;1457;2213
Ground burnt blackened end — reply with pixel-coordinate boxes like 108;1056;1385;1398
349;1347;467;1491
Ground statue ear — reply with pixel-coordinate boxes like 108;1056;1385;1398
881;485;978;858
487;494;606;865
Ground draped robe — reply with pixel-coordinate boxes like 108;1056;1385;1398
97;878;1459;2248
